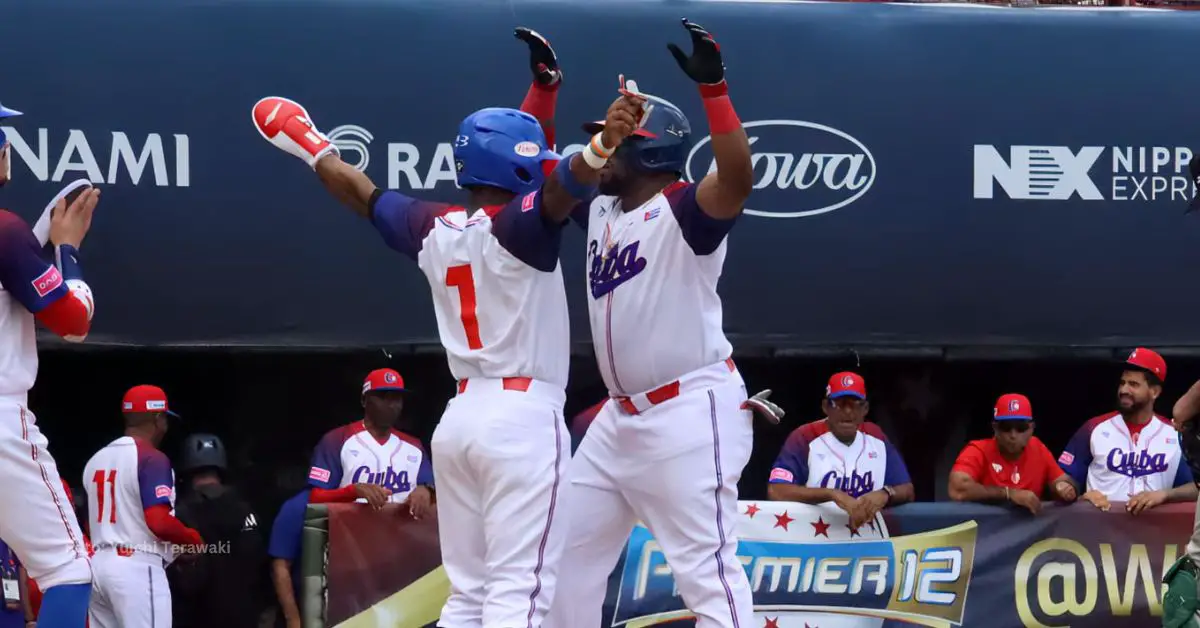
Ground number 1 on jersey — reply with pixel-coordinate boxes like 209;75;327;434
92;469;117;523
446;264;483;350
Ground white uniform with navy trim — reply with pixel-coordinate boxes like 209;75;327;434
368;189;570;628
547;182;755;628
84;437;179;628
308;422;433;504
0;211;91;593
1058;412;1192;500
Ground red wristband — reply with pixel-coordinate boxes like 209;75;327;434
520;81;559;122
699;82;741;135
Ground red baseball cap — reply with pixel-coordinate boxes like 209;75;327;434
826;372;866;400
362;368;405;395
122;385;180;418
993;393;1032;421
1125;347;1166;382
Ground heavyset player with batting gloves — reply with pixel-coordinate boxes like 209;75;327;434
544;20;760;628
0;101;100;628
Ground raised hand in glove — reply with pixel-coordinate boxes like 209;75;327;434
742;390;784;425
514;27;562;87
252;97;339;169
667;18;725;85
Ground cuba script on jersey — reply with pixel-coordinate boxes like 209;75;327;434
309;422;432;504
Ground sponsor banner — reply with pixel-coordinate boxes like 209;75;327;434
318;500;1194;628
3;0;1199;349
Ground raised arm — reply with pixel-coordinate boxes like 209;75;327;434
538;94;644;225
0;187;99;343
514;27;562;158
667;19;752;220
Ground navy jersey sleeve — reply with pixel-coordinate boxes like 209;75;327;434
308;430;345;490
664;182;738;256
883;440;912;486
268;490;310;561
136;448;175;509
0;211;70;314
1059;421;1096;487
769;430;810;485
569;201;590;230
489;191;564;272
417;453;434;487
1175;457;1195;487
369;190;452;261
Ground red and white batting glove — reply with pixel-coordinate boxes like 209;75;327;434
742;389;784;425
252;96;339;169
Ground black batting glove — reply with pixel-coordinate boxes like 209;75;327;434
667;18;725;85
514;27;562;87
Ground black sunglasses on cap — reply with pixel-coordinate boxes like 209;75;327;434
995;421;1031;433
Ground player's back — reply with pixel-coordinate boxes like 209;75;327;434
370;190;569;389
84;437;173;558
0;210;45;400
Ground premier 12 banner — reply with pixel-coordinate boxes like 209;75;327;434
315;500;1194;628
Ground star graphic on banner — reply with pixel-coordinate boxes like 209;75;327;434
846;523;861;538
763;617;779;628
774;510;794;531
810;516;831;538
744;503;761;518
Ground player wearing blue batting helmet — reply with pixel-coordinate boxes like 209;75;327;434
582;94;691;196
454;107;560;196
0;100;23;186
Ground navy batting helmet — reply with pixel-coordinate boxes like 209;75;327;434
583;95;691;175
180;433;228;474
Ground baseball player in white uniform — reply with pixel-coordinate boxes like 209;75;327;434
767;372;915;529
545;20;760;628
253;29;649;628
84;385;203;628
1058;347;1197;513
306;368;435;514
0;101;100;628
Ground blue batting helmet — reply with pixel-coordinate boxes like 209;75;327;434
0;101;22;146
454;108;559;195
583;95;691;174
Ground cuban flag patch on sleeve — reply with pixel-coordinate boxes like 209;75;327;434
1058;452;1075;466
309;467;331;483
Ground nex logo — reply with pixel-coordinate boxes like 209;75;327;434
973;145;1104;200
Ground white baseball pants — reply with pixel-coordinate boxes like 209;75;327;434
88;547;171;628
432;377;569;628
0;397;91;589
544;363;756;628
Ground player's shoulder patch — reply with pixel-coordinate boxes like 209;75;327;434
1058;451;1075;466
30;265;63;298
154;485;172;499
769;468;794;483
309;467;331;483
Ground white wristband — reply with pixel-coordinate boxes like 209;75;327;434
581;133;613;170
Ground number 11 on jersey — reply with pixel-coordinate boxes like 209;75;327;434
446;264;483;350
93;469;117;523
